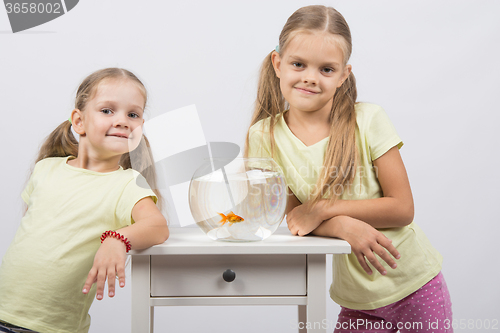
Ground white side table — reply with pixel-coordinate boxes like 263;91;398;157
130;227;350;333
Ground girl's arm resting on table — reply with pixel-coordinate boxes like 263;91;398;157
311;216;400;275
286;188;400;275
290;146;414;232
82;197;169;300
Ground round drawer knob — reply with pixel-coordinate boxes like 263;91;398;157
222;269;236;282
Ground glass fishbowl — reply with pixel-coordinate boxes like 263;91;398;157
189;157;287;241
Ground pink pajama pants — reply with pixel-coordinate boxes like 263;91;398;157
334;272;453;333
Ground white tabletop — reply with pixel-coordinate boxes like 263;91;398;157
129;227;350;255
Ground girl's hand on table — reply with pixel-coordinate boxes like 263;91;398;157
286;202;325;236
82;238;127;300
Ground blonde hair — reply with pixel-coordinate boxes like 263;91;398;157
245;5;358;207
35;68;164;210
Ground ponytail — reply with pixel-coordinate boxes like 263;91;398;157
35;120;78;163
245;50;285;158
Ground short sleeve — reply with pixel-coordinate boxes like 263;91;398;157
247;120;272;159
366;106;404;161
21;177;34;204
21;161;42;204
115;172;157;225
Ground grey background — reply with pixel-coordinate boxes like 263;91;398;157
1;0;499;332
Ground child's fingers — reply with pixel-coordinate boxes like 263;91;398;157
287;219;298;235
290;225;305;237
107;268;116;298
363;249;387;275
355;252;373;275
374;243;398;270
297;228;308;236
359;240;398;276
107;262;126;297
287;216;311;236
95;269;107;300
82;268;97;294
378;235;401;260
116;262;126;288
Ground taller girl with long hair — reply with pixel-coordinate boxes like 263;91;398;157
246;6;452;332
0;68;169;333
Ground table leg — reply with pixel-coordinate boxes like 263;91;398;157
298;305;307;333
131;255;153;333
150;306;154;332
306;254;327;333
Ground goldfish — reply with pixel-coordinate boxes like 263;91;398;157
218;211;244;226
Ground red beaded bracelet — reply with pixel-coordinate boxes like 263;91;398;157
100;230;132;253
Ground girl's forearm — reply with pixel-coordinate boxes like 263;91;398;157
310;216;345;238
317;197;414;228
116;214;169;250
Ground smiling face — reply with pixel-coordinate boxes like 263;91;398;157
75;78;146;159
272;32;351;117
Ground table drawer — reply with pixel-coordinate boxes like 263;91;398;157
150;254;306;296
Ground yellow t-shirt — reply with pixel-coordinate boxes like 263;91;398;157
0;157;157;333
248;102;443;310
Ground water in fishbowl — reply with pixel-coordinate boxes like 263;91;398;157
189;166;287;242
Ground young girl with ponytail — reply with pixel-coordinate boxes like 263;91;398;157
246;6;452;332
0;68;169;333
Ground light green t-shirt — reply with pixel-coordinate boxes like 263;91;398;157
248;102;443;310
0;157;157;333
